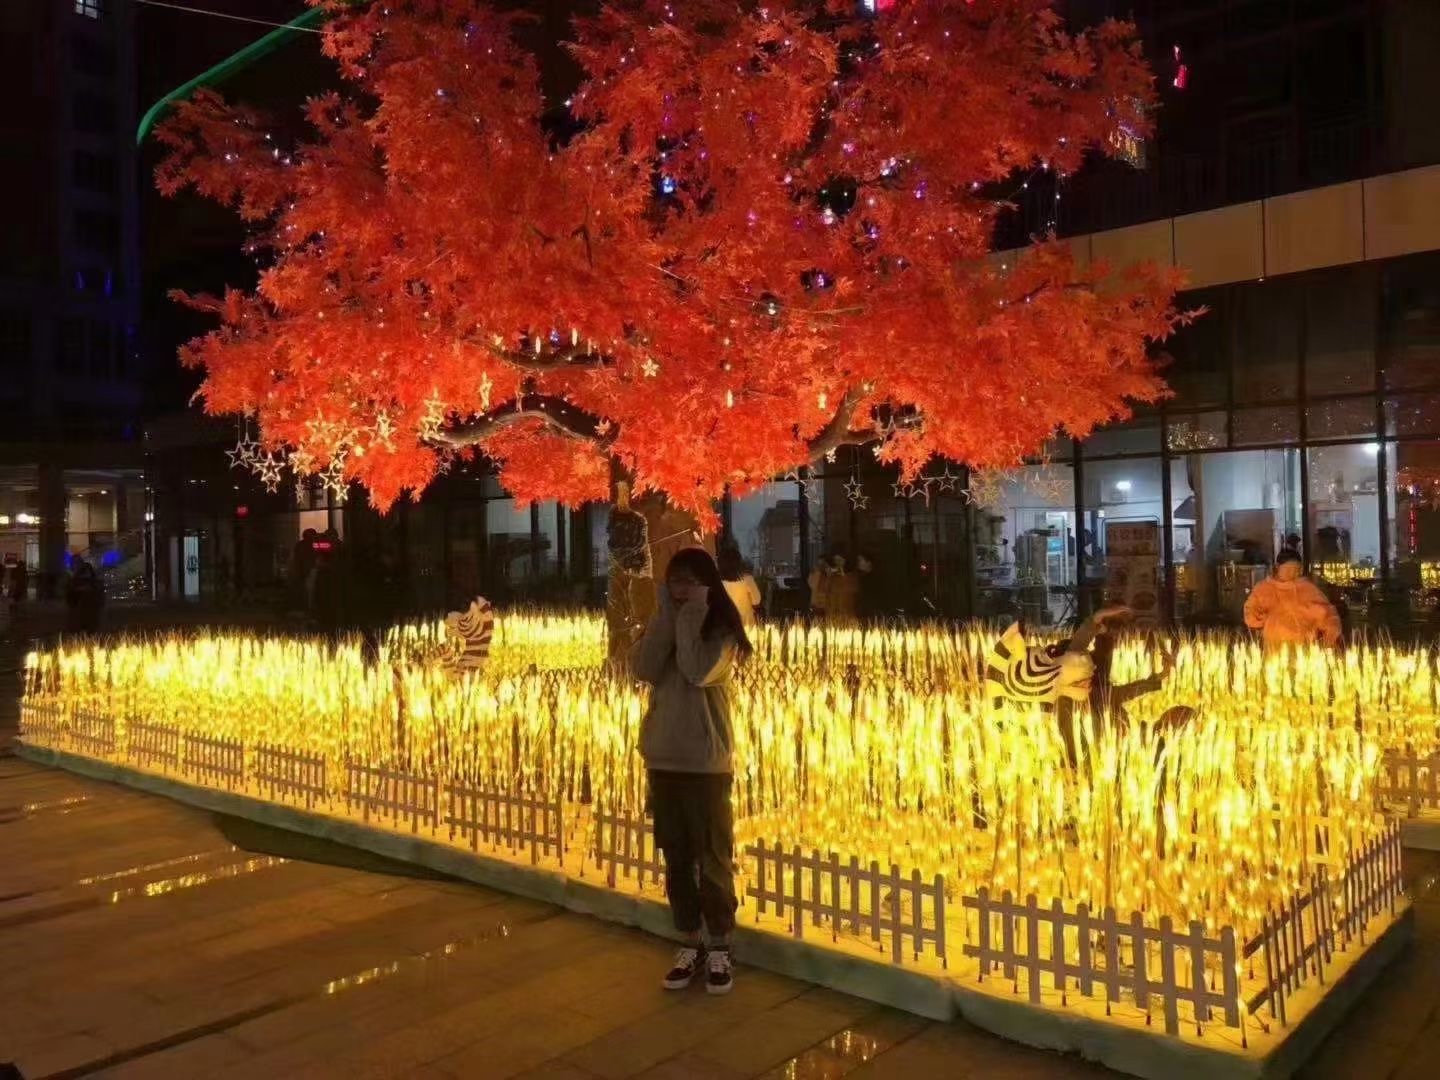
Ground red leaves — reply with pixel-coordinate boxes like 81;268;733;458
158;0;1184;522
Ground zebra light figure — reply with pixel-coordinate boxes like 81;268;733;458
444;597;495;671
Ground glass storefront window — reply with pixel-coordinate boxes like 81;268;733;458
1235;280;1300;402
1165;286;1229;409
1232;405;1300;446
1386;443;1440;620
1165;411;1227;452
973;464;1075;625
1307;443;1382;579
1305;265;1376;395
1169;449;1300;622
730;481;803;613
1307;396;1376;441
1079;414;1162;457
1382;254;1440;391
486;498;536;603
1080;457;1163;619
1384;393;1440;439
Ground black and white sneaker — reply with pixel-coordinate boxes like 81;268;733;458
662;945;704;990
706;947;734;995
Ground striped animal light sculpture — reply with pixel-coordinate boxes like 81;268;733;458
444;597;495;671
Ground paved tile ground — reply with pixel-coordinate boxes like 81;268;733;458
3;608;1440;1078
3;765;1438;1080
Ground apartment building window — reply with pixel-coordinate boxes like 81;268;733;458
72;92;114;134
74;210;120;255
73;150;118;194
59;319;87;374
89;321;116;378
70;32;116;78
74;0;104;19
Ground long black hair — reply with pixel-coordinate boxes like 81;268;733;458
666;546;753;658
716;542;747;582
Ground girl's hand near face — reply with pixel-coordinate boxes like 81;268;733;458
676;583;709;609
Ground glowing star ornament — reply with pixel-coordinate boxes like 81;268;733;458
254;451;285;493
935;464;961;494
844;476;868;510
321;457;349;502
640;357;660;379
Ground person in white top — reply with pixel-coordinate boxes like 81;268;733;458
717;544;762;626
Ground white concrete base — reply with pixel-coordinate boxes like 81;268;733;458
19;741;1414;1080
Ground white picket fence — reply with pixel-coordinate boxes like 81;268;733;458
1379;750;1440;816
182;732;246;790
19;702;66;747
344;762;440;833
1244;823;1405;1026
24;704;1409;1046
254;744;329;809
128;720;181;773
446;780;564;865
591;809;665;889
744;841;948;966
70;711;117;758
963;889;1241;1037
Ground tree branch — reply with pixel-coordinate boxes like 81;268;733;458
427;394;619;450
804;385;924;463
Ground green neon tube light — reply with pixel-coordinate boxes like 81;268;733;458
136;4;339;146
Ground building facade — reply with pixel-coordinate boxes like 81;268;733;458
0;0;145;597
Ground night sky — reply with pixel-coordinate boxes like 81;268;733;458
136;0;591;415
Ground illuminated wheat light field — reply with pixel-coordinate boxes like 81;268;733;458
19;613;1421;1050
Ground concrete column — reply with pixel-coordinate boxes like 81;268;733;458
37;463;67;598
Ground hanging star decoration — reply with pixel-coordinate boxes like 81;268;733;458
226;437;260;471
1029;465;1071;505
844;476;868;510
963;467;1007;508
373;410;396;452
254;451;285;493
936;464;961;494
418;392;446;441
321;456;349;502
640;357;660;378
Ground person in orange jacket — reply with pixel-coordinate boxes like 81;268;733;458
1243;549;1342;650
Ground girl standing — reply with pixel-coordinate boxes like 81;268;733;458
630;547;752;994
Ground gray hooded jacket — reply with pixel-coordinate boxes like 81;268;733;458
629;595;737;774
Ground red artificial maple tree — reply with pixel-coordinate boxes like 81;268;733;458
157;0;1189;526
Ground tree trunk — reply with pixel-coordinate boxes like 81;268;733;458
604;480;709;663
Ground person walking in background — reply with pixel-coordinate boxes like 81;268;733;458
64;560;104;634
824;553;859;620
717;544;762;627
8;558;27;609
629;547;751;996
288;529;318;617
1243;549;1342;650
854;552;883;621
807;555;832;617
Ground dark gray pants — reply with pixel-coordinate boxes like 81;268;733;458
649;771;737;938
